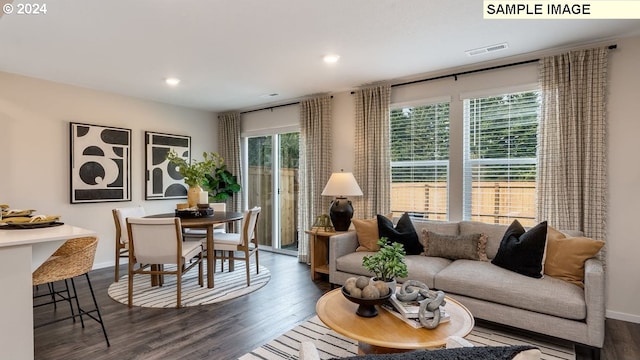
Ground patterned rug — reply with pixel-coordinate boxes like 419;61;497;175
238;315;575;360
108;260;270;308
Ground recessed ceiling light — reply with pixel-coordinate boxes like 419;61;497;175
165;77;181;86
323;54;340;64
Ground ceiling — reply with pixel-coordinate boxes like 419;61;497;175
1;1;639;113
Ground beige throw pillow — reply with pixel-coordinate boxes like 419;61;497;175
544;231;604;288
353;217;381;252
422;229;489;261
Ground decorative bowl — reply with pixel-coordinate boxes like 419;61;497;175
341;286;392;317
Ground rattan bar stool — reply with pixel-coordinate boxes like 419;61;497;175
32;236;110;347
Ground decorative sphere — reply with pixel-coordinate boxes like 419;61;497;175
349;287;362;298
355;276;370;290
345;277;357;288
344;282;358;294
362;284;381;299
373;281;390;296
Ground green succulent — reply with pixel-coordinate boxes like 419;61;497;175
362;238;408;282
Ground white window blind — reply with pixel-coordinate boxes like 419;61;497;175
390;102;450;220
463;90;539;226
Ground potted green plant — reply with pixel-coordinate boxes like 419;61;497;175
362;238;408;289
166;150;240;206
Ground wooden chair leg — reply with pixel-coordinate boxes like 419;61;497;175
176;268;182;309
128;264;134;308
114;247;120;282
229;251;235;272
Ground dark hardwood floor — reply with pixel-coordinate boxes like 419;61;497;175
33;252;640;360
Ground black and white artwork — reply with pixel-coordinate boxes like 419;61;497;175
70;122;131;203
145;131;190;200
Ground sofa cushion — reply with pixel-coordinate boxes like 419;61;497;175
335;251;375;277
459;221;509;259
435;260;586;320
378;213;422;255
491;220;547;278
352;217;381;252
422;230;488;261
404;255;452;288
545;234;604;288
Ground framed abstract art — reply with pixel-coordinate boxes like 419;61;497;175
145;131;191;200
70;122;131;203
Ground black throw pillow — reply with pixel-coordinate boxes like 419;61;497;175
491;220;548;278
377;213;422;255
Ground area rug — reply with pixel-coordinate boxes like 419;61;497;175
108;260;270;308
238;315;575;360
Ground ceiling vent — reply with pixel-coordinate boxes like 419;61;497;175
465;43;508;56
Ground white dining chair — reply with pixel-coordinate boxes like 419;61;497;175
213;206;261;286
112;206;146;282
126;217;204;308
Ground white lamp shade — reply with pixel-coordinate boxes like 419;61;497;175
321;172;363;197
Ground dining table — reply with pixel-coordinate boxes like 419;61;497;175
146;211;244;288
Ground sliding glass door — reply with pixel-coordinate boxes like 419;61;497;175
246;132;299;254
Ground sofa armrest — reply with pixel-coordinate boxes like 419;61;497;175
584;257;606;347
328;232;359;284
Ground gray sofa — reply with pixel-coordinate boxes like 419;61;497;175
328;219;605;354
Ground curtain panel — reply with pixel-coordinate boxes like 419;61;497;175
298;95;333;263
537;47;608;249
218;111;243;212
353;84;392;219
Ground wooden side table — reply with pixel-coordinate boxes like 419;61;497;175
306;229;351;280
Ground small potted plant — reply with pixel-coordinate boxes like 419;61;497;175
362;238;408;291
166;150;240;206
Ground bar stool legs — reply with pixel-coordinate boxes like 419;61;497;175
33;273;110;347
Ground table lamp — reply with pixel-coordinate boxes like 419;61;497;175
321;171;363;231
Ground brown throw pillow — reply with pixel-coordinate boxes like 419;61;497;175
544;234;604;288
352;218;380;252
352;214;394;252
422;229;489;261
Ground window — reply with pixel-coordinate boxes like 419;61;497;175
390;101;450;220
463;90;540;226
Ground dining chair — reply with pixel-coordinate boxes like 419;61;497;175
126;217;204;308
32;236;110;346
182;202;227;242
213;206;261;286
112;206;146;282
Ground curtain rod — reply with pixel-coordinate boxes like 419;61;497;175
239;95;334;115
350;44;617;93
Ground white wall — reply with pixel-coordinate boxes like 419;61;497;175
605;35;640;323
0;71;217;269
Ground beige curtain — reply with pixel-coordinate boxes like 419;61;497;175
353;84;391;219
298;96;333;263
218;111;242;212
537;47;608;247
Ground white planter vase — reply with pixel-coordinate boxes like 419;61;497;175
371;277;396;294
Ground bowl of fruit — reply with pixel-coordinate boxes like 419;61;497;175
341;276;392;317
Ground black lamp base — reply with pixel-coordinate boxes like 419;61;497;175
329;197;353;231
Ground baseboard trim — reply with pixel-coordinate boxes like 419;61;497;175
606;309;640;324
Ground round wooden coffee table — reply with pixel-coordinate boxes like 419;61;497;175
316;288;474;354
